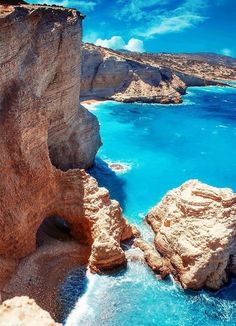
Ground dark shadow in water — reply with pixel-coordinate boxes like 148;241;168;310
58;266;88;323
184;276;236;301
87;157;127;210
210;277;236;302
192;91;236;123
183;277;236;322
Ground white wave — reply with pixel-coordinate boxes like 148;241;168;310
65;272;98;326
217;124;228;128
105;160;133;174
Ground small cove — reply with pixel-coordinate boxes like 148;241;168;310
62;86;236;326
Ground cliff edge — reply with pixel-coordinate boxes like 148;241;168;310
0;2;133;319
81;43;236;104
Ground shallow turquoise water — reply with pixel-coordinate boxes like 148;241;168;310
62;86;236;326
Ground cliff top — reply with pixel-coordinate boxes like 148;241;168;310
0;0;84;18
83;42;236;82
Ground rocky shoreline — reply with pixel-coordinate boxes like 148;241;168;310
134;180;236;290
80;43;235;104
0;1;236;325
0;3;134;323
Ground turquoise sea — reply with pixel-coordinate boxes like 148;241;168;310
61;86;236;326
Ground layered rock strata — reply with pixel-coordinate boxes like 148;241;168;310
0;2;133;315
145;180;236;290
81;43;185;104
81;43;235;104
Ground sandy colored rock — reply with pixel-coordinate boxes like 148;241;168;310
133;238;170;278
81;43;185;104
0;3;132;304
146;180;236;290
0;296;61;326
81;43;235;104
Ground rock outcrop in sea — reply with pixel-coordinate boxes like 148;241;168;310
0;2;133;318
143;180;236;290
81;43;236;104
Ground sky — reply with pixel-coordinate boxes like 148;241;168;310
29;0;236;56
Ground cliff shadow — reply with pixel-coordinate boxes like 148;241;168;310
87;157;127;210
183;277;236;322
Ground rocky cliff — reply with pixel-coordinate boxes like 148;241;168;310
129;52;236;82
81;43;235;104
144;180;236;290
0;296;60;326
81;43;186;104
0;2;133;319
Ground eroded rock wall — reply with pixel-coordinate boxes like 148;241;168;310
80;43;231;104
81;43;186;104
0;5;101;171
0;4;131;293
146;180;236;290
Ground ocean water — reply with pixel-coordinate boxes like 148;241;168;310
62;86;236;326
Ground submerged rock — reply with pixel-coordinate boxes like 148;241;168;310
146;180;236;290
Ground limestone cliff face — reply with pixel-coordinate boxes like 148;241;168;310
145;180;236;290
0;3;132;298
0;4;100;171
81;43;186;104
81;43;233;104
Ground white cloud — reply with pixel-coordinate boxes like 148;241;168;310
95;36;125;50
116;0;167;21
117;0;208;38
124;38;145;52
138;14;205;37
221;48;234;57
95;36;145;52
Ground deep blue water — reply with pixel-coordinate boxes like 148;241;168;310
62;86;236;326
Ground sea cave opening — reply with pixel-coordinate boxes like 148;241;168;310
33;215;91;321
36;215;73;248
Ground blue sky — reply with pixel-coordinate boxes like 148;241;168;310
29;0;236;56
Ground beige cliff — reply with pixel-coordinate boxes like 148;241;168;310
146;180;236;290
81;43;185;104
81;43;235;104
0;296;61;326
129;52;236;82
0;2;133;319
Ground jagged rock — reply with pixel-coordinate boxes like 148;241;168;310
0;2;133;305
0;296;61;326
133;238;170;278
146;180;236;290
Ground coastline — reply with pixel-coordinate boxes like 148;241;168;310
80;98;106;106
80;80;235;109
